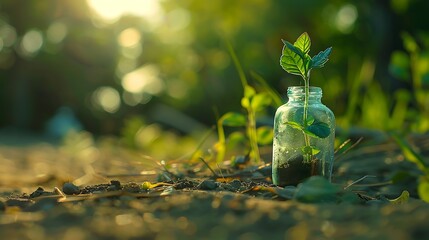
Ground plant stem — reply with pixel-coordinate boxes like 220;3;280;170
303;72;311;161
216;119;226;163
226;41;262;164
247;107;262;164
303;72;310;123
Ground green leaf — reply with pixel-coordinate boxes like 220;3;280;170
241;97;250;108
241;86;256;108
388;190;410;204
418;178;429;203
284;121;304;131
388;51;410;81
244;85;256;98
294;176;341;203
305;121;331;138
294;32;311;54
301;145;320;156
305;115;315;126
220;112;247;127
251;93;272;112
226;131;247;149
304;54;312;73
274;186;296;199
310;47;332;69
402;32;418;53
302;129;319;138
282;40;304;57
256;126;273;145
280;41;306;77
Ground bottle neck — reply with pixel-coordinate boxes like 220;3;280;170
287;86;322;103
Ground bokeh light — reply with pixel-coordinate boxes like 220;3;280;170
121;44;142;59
121;65;164;95
0;23;17;47
118;28;141;48
122;91;152;106
46;21;68;44
86;0;164;26
20;29;44;57
165;8;191;32
92;87;121;113
335;4;358;33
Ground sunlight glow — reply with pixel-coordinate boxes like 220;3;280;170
121;44;142;59
121;65;163;95
335;4;358;33
165;8;191;32
118;28;143;59
118;28;141;48
47;21;68;44
86;0;164;25
92;86;121;113
20;29;43;57
122;91;152;106
0;24;17;47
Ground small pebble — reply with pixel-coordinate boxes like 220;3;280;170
110;180;121;189
0;200;5;211
199;180;218;190
29;187;45;198
107;180;121;191
62;182;80;195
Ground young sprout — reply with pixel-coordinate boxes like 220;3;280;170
280;32;332;161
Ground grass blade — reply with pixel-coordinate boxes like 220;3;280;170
391;133;428;172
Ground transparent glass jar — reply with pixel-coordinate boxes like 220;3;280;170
272;86;335;186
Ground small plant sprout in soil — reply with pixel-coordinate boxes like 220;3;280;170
280;32;332;160
273;32;335;186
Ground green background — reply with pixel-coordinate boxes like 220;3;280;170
1;0;428;137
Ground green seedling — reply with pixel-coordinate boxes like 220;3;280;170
391;133;429;203
280;32;332;162
215;42;276;164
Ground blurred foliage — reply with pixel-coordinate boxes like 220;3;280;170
215;43;275;164
392;133;429;202
1;0;429;160
120;115;205;161
388;33;429;132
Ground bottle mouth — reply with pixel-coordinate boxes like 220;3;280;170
287;86;322;96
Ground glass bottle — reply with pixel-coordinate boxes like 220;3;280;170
272;86;335;186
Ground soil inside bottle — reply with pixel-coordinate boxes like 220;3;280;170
274;155;320;186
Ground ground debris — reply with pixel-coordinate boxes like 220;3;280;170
1;135;429;239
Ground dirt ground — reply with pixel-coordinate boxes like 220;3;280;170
1;133;429;240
